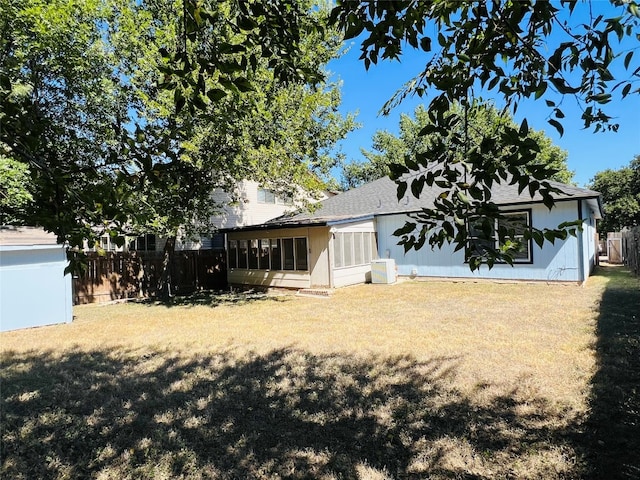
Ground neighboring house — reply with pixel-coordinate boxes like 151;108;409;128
222;176;603;289
0;226;72;331
89;180;331;253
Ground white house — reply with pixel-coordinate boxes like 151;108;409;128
0;226;72;331
222;176;603;289
89;180;332;253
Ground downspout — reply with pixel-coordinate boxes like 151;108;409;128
577;200;585;283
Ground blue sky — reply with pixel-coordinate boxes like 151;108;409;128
326;3;640;188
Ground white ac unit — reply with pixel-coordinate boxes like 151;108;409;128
371;259;396;284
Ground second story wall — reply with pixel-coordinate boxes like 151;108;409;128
211;180;331;229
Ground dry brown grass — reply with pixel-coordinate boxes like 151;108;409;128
2;265;638;479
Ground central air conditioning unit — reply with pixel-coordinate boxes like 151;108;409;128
371;258;396;284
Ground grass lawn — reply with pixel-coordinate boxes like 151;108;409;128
1;265;638;479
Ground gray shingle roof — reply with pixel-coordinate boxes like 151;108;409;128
224;175;602;231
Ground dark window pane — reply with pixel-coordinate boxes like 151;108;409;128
498;212;530;261
295;237;308;271
211;233;225;250
283;238;295;270
270;239;282;270
238;240;248;269
248;239;259;269
259;239;270;269
228;240;237;268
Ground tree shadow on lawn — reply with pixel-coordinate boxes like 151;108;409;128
3;347;587;479
580;265;640;480
139;289;292;309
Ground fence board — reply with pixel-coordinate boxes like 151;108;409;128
73;251;227;305
622;228;640;276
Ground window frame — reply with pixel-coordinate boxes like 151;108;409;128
227;236;308;271
332;231;377;269
497;210;532;263
466;209;533;264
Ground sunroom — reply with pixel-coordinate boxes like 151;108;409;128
224;216;378;289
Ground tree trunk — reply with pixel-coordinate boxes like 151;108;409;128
157;235;176;300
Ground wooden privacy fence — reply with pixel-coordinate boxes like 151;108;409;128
73;250;227;305
622;227;640;276
607;232;624;264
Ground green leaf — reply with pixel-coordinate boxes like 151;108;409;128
207;88;227;101
535;82;547;99
456;191;470;204
548;119;564;136
233;77;254;92
397;181;408;201
393;222;416;236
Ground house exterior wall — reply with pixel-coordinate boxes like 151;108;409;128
0;244;72;332
328;219;377;288
376;201;590;282
156;181;332;252
227;226;329;289
211;180;300;230
580;199;599;279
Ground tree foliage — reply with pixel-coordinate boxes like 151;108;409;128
589;155;640;233
341;102;574;190
0;0;354;262
329;0;639;267
0;149;33;225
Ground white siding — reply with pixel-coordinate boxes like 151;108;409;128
164;180;331;252
376;201;588;282
211;180;330;229
329;219;377;288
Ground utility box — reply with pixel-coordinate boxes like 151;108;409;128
371;258;396;284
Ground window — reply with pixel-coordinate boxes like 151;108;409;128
334;233;343;268
467;211;532;263
257;187;276;204
270;239;282;270
363;232;371;263
468;218;495;258
211;233;225;250
238;240;248;268
130;234;156;252
257;187;293;205
343;232;354;266
248;239;259;269
354;232;364;266
228;240;238;268
283;238;295;270
332;231;376;268
497;211;531;262
295;237;308;271
259;239;270;269
227;236;308;271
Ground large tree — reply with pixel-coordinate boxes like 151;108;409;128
328;0;639;267
0;0;354;263
589;155;640;233
0;150;33;225
341;102;574;190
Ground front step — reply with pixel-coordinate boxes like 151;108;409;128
296;288;332;298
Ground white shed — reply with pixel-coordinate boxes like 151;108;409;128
0;226;72;332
